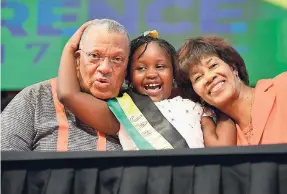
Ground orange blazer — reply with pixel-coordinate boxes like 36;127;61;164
237;72;287;146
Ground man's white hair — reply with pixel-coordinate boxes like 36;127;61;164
80;19;130;47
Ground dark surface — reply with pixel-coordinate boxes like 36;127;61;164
2;144;287;194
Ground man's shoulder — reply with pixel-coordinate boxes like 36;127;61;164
19;79;54;98
1;78;56;120
10;79;55;107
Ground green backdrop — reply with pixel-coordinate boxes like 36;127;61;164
1;0;287;90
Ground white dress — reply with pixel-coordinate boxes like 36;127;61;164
119;96;204;150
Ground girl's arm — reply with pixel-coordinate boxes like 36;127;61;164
201;112;237;147
57;22;120;136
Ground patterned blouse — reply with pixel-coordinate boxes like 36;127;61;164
119;96;204;150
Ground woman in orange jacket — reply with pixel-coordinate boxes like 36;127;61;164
177;36;287;146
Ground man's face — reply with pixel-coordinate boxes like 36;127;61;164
76;25;129;99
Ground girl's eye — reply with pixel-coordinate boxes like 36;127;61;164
157;64;165;69
137;66;146;71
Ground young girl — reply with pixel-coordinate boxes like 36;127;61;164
57;22;236;149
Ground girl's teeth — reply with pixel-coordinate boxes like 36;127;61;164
149;84;157;87
144;84;161;90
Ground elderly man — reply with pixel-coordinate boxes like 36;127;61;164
1;19;129;151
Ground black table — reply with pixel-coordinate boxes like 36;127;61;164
2;144;287;194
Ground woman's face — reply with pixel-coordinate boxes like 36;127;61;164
130;41;174;102
189;54;241;108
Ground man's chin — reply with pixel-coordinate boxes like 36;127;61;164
91;91;117;100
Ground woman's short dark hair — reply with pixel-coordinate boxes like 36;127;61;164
176;36;249;102
126;35;177;86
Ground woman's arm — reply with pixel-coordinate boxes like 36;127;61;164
57;22;120;136
201;112;236;147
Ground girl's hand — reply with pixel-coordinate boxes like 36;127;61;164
65;21;93;52
202;106;216;118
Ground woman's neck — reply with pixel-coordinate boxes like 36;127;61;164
221;85;254;129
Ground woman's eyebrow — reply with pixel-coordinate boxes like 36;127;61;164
205;58;213;65
190;70;199;77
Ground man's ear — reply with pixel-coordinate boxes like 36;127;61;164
75;50;81;65
75;50;81;61
74;50;81;77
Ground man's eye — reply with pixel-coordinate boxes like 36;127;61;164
89;53;100;59
112;57;123;63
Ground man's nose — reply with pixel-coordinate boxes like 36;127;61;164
97;58;112;75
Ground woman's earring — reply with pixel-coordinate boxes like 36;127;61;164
234;70;239;78
234;70;241;82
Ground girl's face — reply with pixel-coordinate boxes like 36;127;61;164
189;54;241;108
130;41;174;102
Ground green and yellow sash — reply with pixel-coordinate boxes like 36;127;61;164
107;91;188;150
